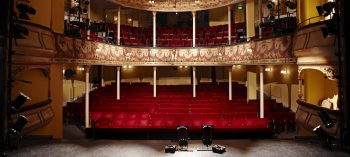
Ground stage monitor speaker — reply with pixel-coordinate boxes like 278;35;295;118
212;145;226;154
165;145;176;153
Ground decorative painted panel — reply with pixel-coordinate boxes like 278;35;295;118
54;35;295;65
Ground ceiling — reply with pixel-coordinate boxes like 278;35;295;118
107;0;245;12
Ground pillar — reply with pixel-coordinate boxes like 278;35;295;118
246;0;256;40
193;66;196;97
258;0;262;39
297;70;304;99
259;66;264;118
117;66;120;100
153;11;157;47
228;6;232;45
192;11;196;47
84;65;90;128
98;65;104;87
153;66;157;97
117;7;121;45
229;67;232;100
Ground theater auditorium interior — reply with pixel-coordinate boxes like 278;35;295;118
1;0;350;156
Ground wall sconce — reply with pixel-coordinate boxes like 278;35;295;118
265;67;272;72
232;65;241;69
77;67;85;71
280;69;287;74
123;65;133;69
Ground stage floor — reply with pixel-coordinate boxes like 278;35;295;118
7;138;348;157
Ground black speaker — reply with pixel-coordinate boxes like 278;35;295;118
165;145;176;153
212;145;226;154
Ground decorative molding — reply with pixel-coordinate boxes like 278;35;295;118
298;65;336;80
54;34;294;65
108;0;244;12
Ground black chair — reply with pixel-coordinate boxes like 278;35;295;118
202;125;213;147
177;126;188;150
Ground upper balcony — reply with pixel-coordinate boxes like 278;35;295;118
12;21;296;66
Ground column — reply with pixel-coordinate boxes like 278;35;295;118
152;11;157;47
87;0;91;40
153;66;157;97
192;11;196;47
117;67;120;100
229;67;232;100
297;70;303;99
98;65;105;87
84;65;90;128
246;0;255;40
193;66;196;97
259;66;264;118
117;7;121;45
228;5;232;45
258;0;262;39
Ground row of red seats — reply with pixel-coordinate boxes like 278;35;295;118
90;111;268;130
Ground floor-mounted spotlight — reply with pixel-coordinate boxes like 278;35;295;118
177;126;188;151
313;125;334;149
318;110;334;128
202;125;213;147
9;115;29;135
9;92;31;113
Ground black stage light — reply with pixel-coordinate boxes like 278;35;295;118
28;6;36;15
9;115;29;135
322;2;335;17
17;3;36;20
83;8;88;14
212;144;226;154
202;125;213;147
313;125;334;149
9;92;30;113
84;0;90;5
13;23;29;39
318;110;334;128
267;1;275;10
316;2;335;17
285;1;296;10
321;19;337;38
177;126;188;150
164;145;176;153
316;5;324;16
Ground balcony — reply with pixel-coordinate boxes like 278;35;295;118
12;21;296;65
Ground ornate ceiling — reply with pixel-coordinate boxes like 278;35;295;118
107;0;245;12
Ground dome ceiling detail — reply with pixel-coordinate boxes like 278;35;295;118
108;0;245;12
